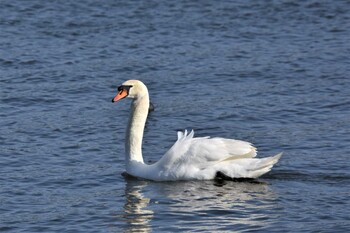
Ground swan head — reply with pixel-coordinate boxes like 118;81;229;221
112;80;148;102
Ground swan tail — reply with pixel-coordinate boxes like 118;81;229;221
247;152;283;178
215;152;283;180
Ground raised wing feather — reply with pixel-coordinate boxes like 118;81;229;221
154;130;257;178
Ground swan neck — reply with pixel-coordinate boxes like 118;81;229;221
126;95;149;164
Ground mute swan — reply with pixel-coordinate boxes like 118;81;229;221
112;80;282;181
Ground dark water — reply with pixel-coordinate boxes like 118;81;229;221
1;0;350;232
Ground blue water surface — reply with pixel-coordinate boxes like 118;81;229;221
1;0;350;232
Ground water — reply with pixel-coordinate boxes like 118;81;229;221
1;0;350;232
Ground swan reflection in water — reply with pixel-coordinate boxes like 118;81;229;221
121;175;279;232
122;177;153;233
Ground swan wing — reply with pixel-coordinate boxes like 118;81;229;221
168;130;256;164
153;130;281;180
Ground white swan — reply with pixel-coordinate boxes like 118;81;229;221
112;80;282;181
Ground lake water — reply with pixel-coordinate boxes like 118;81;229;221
1;0;350;232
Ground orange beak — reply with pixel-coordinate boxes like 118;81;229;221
112;89;128;102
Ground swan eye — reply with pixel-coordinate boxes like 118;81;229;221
118;85;133;92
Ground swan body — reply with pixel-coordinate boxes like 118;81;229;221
112;80;282;181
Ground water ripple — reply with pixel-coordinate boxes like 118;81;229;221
1;0;350;232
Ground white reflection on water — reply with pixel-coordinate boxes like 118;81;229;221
121;177;279;232
122;179;154;233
